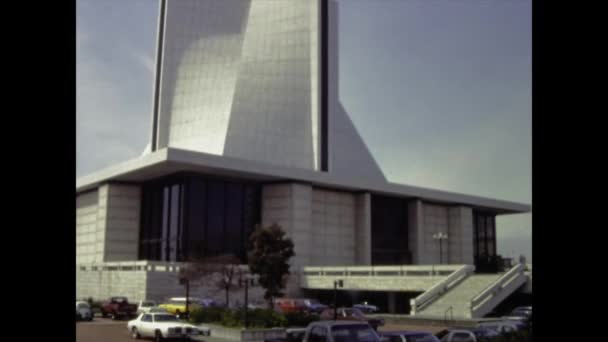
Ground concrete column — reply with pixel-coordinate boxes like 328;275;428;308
355;193;372;265
262;183;313;268
408;200;425;264
446;206;475;264
388;292;396;314
99;184;141;262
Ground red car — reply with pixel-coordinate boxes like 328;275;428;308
100;296;138;320
274;298;307;313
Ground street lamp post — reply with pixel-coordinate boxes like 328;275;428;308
333;280;343;320
240;274;255;328
432;232;449;264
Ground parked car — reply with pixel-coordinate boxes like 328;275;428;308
248;301;268;310
302;299;328;314
501;306;532;329
198;298;219;308
479;320;526;335
302;321;382;342
158;297;202;318
353;302;379;314
380;331;441;342
136;300;157;314
435;327;499;342
275;298;307;313
127;312;210;341
100;296;138;320
76;301;94;321
320;308;384;331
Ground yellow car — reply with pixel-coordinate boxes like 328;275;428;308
158;297;202;317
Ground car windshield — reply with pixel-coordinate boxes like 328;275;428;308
154;314;179;322
331;324;379;342
405;334;441;342
77;303;90;309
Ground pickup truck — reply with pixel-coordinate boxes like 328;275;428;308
435;327;500;342
302;321;381;342
100;296;138;320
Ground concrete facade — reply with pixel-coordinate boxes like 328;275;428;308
76;184;141;265
261;184;358;268
102;184;141;261
76;190;99;264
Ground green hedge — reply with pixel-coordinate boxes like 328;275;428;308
188;307;318;329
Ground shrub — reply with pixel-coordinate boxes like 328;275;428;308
189;307;227;324
190;307;290;329
284;311;319;327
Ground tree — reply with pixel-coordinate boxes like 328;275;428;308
213;254;244;308
247;223;295;309
178;254;240;315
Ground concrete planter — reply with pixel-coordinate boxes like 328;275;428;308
204;323;286;342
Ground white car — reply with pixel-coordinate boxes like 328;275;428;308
127;312;210;341
76;301;93;321
136;300;158;314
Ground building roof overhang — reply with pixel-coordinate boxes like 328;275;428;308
76;148;531;215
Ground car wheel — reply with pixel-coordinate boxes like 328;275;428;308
131;327;141;339
154;330;164;342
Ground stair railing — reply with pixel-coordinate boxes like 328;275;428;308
444;306;453;325
410;264;475;315
469;263;526;315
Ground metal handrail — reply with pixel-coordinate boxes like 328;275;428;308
411;264;474;313
470;263;525;309
444;306;453;325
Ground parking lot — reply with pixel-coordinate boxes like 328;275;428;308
77;317;446;342
76;318;214;342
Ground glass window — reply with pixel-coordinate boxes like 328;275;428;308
206;181;225;256
331;325;378;342
139;174;261;263
451;333;474;342
141;314;152;322
310;327;328;342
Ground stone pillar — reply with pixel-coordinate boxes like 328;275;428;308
355;193;372;265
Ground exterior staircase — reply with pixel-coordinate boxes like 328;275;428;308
411;263;530;319
416;274;501;318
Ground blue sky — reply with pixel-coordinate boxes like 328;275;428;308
77;0;531;261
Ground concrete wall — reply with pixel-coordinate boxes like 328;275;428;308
76;184;142;265
76;190;99;264
310;188;356;266
101;184;141;261
262;183;358;268
76;266;147;301
76;264;266;306
417;203;474;265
